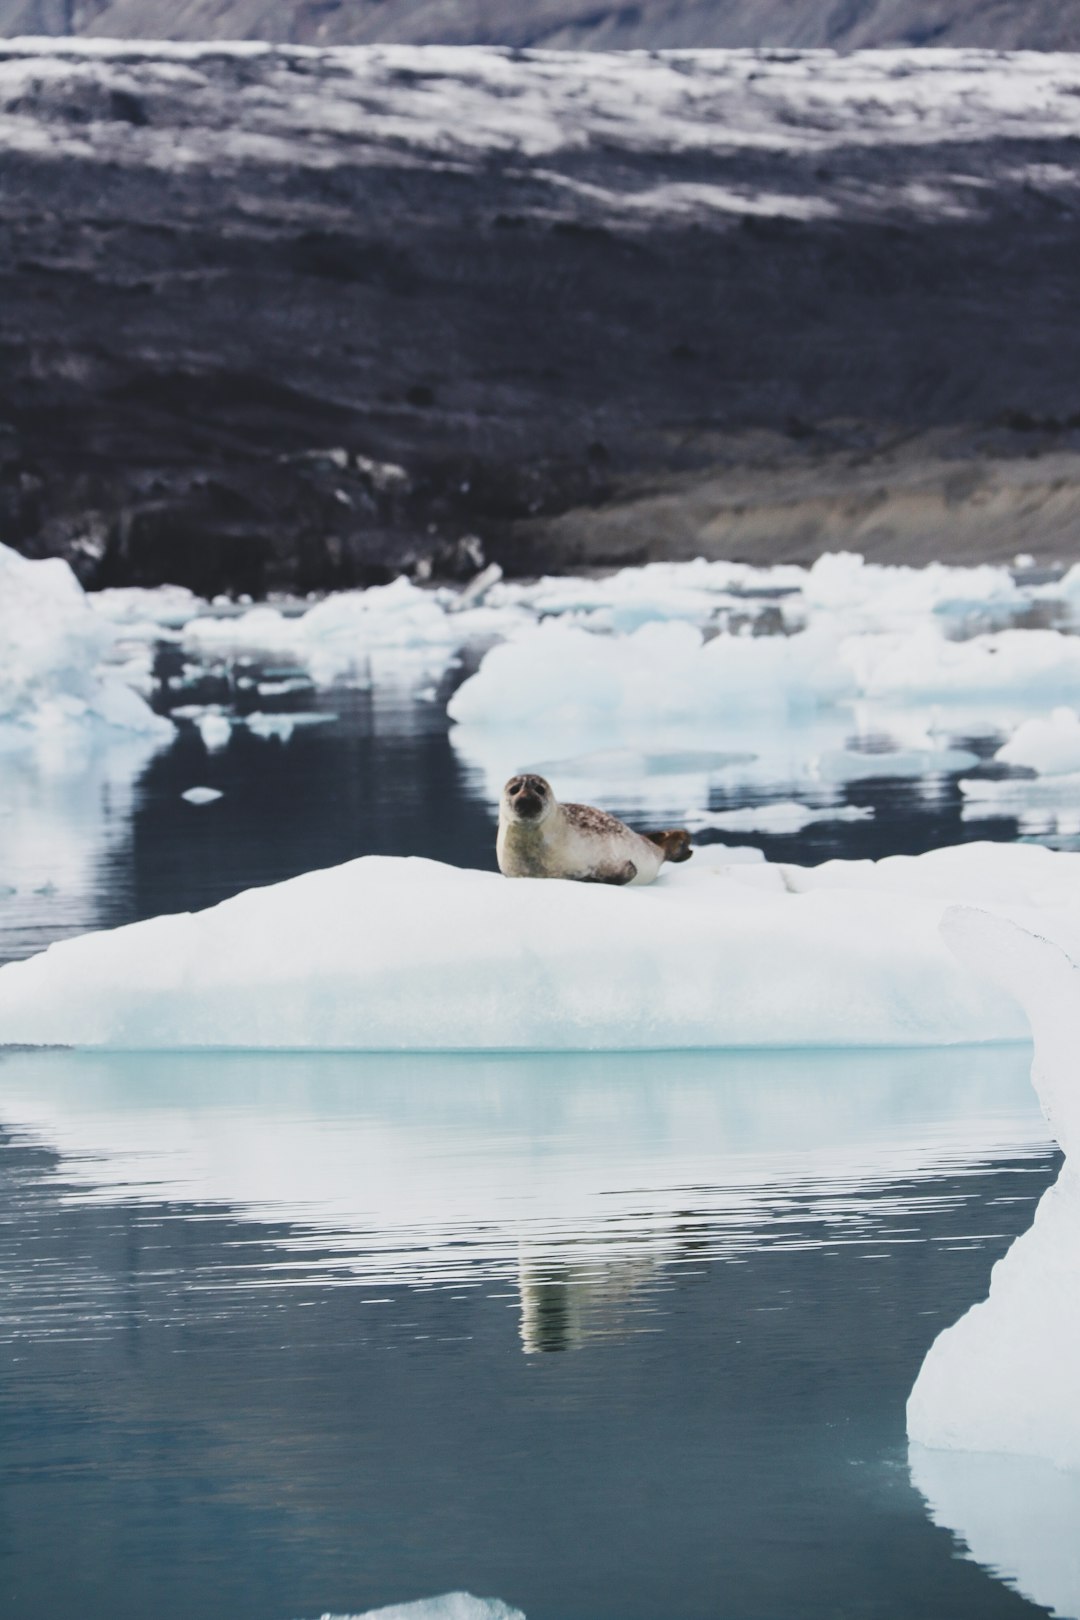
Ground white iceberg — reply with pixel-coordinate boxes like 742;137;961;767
995;707;1080;776
683;801;873;836
0;541;171;738
448;619;1080;732
182;578;526;688
305;1598;524;1620
908;907;1080;1471
7;840;1080;1051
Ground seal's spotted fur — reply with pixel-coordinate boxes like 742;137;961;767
497;774;693;886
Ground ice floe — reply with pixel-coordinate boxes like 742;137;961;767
449;619;1080;732
994;706;1080;775
908;908;1080;1475
303;1599;523;1620
6;840;1080;1051
683;801;874;835
0;542;172;739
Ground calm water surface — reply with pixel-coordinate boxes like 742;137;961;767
0;1046;1061;1620
0;653;1071;1618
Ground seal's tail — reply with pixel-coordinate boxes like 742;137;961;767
646;827;694;864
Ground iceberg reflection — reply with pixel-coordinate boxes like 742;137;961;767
0;1045;1050;1329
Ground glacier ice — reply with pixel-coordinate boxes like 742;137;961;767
0;541;171;739
907;907;1080;1472
6;841;1080;1051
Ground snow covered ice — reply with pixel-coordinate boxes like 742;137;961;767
9;841;1080;1051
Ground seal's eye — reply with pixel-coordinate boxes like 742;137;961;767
507;777;524;794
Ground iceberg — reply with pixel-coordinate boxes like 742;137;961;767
0;542;171;738
5;841;1080;1051
305;1598;523;1620
995;707;1080;776
448;619;1080;732
907;907;1080;1470
182;578;526;688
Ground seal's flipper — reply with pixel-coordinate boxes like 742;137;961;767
578;860;637;886
646;828;693;864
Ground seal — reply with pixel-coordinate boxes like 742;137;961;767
497;773;693;886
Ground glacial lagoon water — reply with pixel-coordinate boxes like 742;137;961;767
0;667;1074;1619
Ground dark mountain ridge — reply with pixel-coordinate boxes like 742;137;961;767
4;42;1080;593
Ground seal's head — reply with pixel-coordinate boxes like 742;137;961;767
501;773;555;826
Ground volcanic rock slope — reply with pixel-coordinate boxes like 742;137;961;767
4;42;1080;592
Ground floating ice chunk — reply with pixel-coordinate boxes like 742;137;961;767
181;786;223;805
450;618;1080;732
0;845;1057;1051
996;708;1080;775
244;711;333;742
802;552;1019;626
195;712;232;751
448;620;852;727
685;801;874;835
0;541;172;739
815;746;979;783
182;578;527;688
959;772;1080;824
89;584;204;634
305;1596;524;1620
908;909;1080;1471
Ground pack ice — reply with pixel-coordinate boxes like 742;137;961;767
4;840;1080;1051
908;907;1080;1473
0;541;170;738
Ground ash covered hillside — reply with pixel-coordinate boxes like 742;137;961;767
5;0;1080;50
5;43;1080;594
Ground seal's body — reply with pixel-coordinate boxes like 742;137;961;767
497;774;693;886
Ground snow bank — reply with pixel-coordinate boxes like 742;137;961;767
6;841;1080;1051
0;542;171;738
907;908;1080;1471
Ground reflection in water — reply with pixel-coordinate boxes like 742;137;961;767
0;1045;1053;1308
0;1043;1061;1620
911;1444;1080;1620
517;1255;660;1354
0;732;166;962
